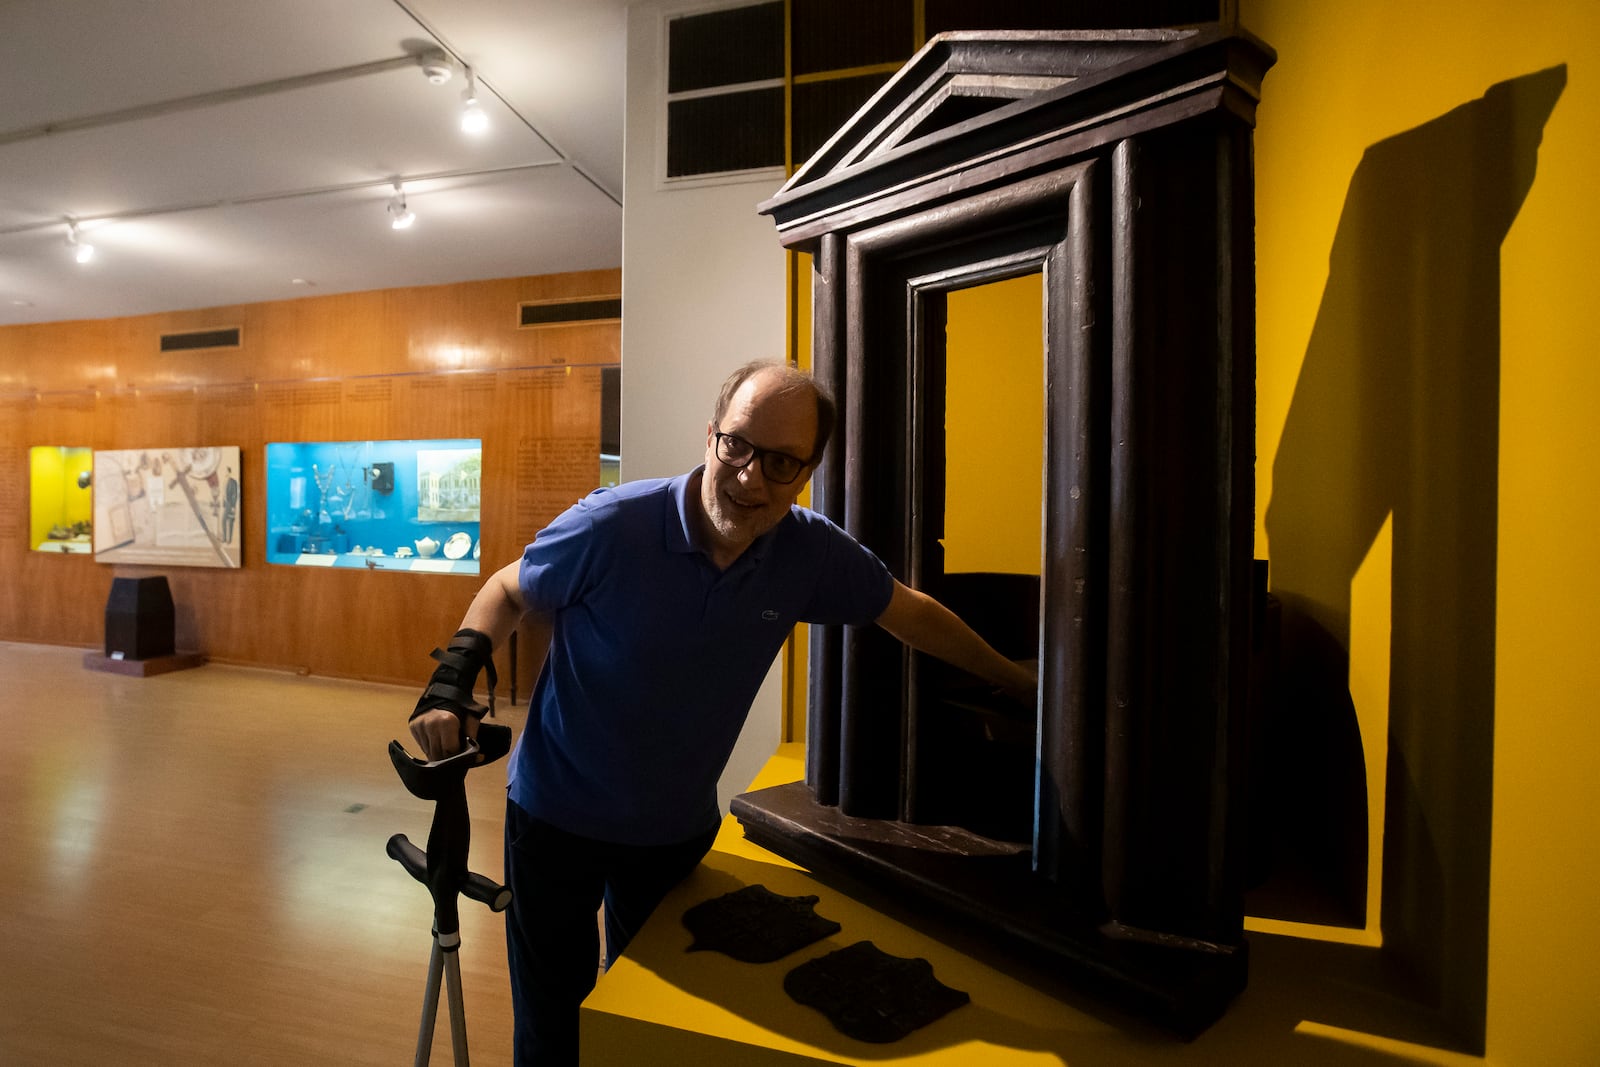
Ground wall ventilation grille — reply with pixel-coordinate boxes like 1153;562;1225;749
518;297;622;328
160;327;242;352
665;2;785;179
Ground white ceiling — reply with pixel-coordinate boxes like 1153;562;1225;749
0;0;630;326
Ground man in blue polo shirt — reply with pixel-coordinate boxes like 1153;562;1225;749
410;360;1035;1065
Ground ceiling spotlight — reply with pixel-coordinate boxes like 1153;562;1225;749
387;182;415;230
65;221;95;264
419;49;454;85
460;67;489;135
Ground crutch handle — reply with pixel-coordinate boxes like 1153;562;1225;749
388;724;513;801
463;871;513;913
387;833;512;913
387;832;429;880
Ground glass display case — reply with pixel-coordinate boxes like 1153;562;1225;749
30;445;94;553
264;438;481;574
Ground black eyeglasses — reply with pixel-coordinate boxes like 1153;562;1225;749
713;431;810;485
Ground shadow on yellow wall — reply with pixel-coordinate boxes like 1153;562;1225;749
1260;65;1567;1054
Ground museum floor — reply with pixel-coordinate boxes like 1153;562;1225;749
1;641;1492;1066
0;641;519;1066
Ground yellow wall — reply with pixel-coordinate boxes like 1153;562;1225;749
1247;0;1600;1061
779;269;1044;737
944;275;1044;575
781;5;1600;1060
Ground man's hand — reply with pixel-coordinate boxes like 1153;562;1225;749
997;659;1039;707
406;567;537;761
410;627;497;759
410;707;480;761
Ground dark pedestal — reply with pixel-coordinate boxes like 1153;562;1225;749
104;576;175;660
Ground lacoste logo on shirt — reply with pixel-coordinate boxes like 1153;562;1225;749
762;609;780;621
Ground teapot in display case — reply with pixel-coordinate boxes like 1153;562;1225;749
414;536;440;559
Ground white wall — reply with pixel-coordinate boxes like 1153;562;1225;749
622;0;790;813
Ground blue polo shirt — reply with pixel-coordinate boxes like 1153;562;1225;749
507;468;894;845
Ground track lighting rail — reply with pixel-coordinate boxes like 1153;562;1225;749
0;55;426;148
0;162;564;239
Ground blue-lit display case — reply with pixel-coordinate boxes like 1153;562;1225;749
264;438;481;574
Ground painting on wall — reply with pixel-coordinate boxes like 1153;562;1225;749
416;447;481;523
92;447;242;568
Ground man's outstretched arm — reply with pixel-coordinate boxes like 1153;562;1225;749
874;579;1037;702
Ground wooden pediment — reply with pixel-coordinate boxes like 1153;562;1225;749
761;24;1275;249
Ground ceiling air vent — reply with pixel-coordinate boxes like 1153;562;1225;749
160;326;242;353
518;297;621;329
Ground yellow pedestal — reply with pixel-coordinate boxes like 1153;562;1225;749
580;746;1493;1065
579;746;1128;1065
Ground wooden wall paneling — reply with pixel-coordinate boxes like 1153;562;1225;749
1;395;26;503
340;377;397;441
0;272;618;688
494;365;605;704
241;300;304;381
397;375;463;440
103;316;150;383
0;269;622;393
196;384;262;437
455;372;503;435
14;393;104;648
507;373;559;550
503;368;604;552
136;388;204;446
544;322;624;369
94;392;132;450
0;321;106;393
258;380;346;442
390;282;492;368
302;291;399;380
512;269;620;304
28;390;99;445
0;402;29;638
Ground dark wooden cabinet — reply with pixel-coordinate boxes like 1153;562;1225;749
733;25;1275;1035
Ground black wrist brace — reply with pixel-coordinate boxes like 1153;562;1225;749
410;628;498;724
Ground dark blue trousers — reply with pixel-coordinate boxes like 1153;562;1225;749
503;799;717;1066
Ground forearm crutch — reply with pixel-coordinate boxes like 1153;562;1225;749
387;724;513;1067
